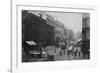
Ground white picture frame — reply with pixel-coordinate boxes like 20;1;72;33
11;0;97;73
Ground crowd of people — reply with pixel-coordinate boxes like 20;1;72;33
22;38;90;62
44;39;90;60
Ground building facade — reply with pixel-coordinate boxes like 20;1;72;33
46;14;65;41
82;13;90;40
22;10;55;47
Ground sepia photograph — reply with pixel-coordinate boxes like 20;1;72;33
22;10;90;62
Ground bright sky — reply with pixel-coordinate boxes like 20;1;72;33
46;12;82;33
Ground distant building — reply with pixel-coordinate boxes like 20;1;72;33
46;14;65;40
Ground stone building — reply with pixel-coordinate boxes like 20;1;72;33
82;13;90;40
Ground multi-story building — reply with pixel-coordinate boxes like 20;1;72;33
46;14;65;41
22;10;55;47
82;13;90;40
81;13;90;59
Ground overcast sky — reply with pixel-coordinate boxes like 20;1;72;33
46;12;82;33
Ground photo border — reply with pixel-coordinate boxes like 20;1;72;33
11;3;97;73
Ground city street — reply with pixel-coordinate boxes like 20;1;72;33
22;10;90;62
23;48;88;62
54;49;83;61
